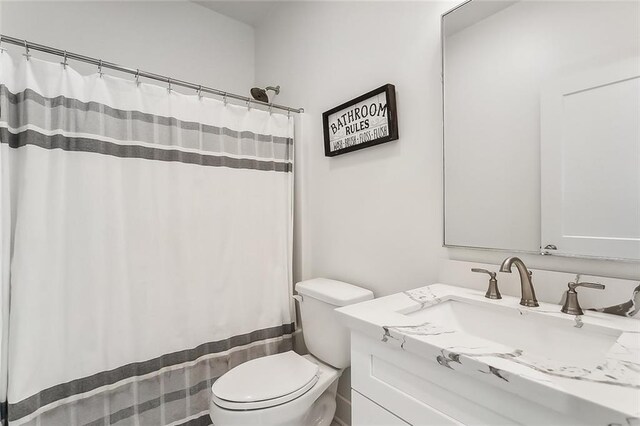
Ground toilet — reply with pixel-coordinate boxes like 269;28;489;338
209;278;374;425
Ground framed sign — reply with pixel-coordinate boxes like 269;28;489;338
323;84;398;157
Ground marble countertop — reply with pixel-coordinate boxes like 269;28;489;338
336;284;640;423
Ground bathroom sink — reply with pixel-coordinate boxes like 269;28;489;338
402;298;622;369
337;284;640;423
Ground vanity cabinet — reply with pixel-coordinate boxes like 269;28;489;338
350;333;581;426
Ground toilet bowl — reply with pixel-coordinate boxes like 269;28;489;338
209;352;340;426
209;278;374;426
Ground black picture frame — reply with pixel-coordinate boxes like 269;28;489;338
322;84;398;157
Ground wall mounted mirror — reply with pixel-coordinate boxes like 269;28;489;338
442;0;640;261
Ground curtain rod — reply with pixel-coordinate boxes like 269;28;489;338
0;34;305;114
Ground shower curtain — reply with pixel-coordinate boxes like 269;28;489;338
0;51;295;425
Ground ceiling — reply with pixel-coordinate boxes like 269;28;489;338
443;0;518;36
193;1;280;27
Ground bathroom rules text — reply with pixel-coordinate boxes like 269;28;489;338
326;92;389;152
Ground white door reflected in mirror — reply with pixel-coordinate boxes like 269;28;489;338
541;58;640;260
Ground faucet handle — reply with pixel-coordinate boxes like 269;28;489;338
472;268;496;278
561;281;605;315
472;268;501;300
568;281;605;291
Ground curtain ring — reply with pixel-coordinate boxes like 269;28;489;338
60;50;68;69
269;103;273;115
197;85;203;99
98;59;103;77
223;92;228;106
23;39;31;61
167;78;172;93
247;99;251;111
288;110;291;119
0;37;5;54
134;69;140;86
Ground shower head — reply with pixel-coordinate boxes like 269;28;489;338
250;85;280;103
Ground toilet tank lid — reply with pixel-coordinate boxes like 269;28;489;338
295;278;374;307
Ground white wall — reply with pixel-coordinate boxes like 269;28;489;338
255;4;455;423
0;1;255;95
256;1;456;299
255;1;639;303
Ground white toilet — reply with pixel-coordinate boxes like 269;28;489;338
209;278;374;425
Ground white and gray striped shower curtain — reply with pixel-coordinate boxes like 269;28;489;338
0;52;295;425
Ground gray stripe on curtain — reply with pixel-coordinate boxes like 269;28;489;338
178;414;213;426
1;86;293;145
0;128;293;173
0;86;293;162
9;323;295;422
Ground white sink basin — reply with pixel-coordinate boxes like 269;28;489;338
403;297;623;369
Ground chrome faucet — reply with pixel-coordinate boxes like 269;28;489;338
499;257;539;307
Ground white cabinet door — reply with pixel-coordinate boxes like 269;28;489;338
350;333;586;425
541;57;640;260
352;390;410;426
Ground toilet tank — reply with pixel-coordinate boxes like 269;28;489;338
295;278;374;369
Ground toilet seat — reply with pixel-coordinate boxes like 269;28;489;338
211;351;320;410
